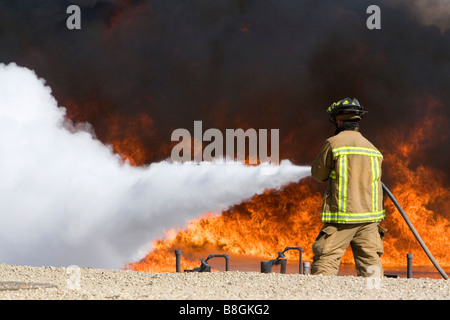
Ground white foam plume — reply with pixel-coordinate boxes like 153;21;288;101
0;63;311;269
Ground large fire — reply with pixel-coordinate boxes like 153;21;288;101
127;99;450;273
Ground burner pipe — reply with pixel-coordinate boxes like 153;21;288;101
407;253;413;279
281;247;303;274
175;249;181;273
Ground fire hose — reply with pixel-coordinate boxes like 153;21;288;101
382;182;449;280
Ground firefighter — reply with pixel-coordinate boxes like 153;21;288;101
310;98;387;277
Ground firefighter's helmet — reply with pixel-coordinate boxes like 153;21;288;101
327;97;368;124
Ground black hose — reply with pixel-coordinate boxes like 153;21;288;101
382;182;449;280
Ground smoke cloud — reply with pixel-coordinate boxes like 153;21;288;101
1;0;449;174
0;63;310;268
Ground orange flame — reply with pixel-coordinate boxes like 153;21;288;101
104;112;154;166
379;97;450;266
64;99;155;166
129;98;450;273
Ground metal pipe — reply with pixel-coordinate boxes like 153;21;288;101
261;261;272;273
279;259;287;274
260;259;287;273
303;262;310;275
382;182;449;280
175;249;181;273
282;247;303;274
206;254;229;271
407;253;413;279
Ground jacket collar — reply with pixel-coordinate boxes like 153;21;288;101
334;121;360;135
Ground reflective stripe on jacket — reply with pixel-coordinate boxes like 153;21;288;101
311;130;385;224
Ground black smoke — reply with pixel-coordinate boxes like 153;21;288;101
1;0;449;176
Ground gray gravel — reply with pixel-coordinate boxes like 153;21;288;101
0;263;449;300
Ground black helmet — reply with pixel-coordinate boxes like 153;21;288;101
327;97;368;124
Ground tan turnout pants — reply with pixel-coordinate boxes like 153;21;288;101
311;222;386;277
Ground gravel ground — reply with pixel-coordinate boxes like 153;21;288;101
0;263;449;300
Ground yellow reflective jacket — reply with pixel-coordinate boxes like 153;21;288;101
311;129;385;224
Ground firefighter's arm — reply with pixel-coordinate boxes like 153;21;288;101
311;140;333;182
